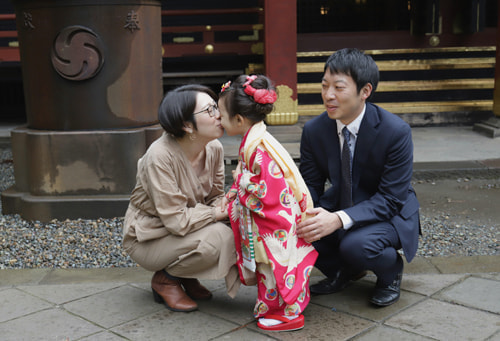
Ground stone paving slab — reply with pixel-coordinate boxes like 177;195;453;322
80;331;129;341
63;285;163;329
212;328;277;340
398;273;466;296
0;308;103;341
385;299;500;341
197;285;257;325
353;325;435;340
0;288;52;323
309;279;425;323
18;282;122;305
435;276;500;314
111;309;241;340
360;273;467;297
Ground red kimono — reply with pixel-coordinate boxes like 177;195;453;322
229;122;318;318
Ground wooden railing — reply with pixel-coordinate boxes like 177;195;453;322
160;8;263;58
0;13;18;62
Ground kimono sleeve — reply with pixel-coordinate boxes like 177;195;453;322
237;147;293;228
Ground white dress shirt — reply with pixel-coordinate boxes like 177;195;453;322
335;105;366;230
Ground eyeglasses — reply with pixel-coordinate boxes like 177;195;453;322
193;103;220;118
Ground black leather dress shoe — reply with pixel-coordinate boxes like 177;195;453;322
310;270;352;295
370;270;403;307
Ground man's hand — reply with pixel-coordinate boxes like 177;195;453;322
297;207;343;243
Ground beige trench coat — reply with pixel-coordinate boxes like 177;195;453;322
122;133;239;296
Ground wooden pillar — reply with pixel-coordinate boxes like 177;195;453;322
493;0;500;118
473;0;500;137
263;0;298;125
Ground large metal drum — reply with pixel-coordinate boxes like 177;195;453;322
12;0;162;130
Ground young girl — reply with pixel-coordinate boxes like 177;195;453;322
219;75;318;332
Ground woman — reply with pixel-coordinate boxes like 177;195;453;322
122;84;239;313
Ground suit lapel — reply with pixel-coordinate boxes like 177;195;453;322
352;104;380;187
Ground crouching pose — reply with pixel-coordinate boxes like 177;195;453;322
122;84;239;312
297;48;421;307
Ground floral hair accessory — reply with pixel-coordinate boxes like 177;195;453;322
243;75;277;104
221;81;231;93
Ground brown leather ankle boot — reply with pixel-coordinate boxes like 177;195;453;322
181;278;213;300
151;271;198;312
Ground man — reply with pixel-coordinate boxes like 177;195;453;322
297;48;420;307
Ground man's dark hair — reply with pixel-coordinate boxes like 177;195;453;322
324;48;379;101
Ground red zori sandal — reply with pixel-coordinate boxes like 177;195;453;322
257;314;305;332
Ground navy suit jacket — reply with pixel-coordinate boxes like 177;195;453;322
300;103;420;262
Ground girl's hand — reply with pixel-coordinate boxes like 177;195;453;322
219;188;237;218
225;188;237;203
220;195;231;212
232;161;242;182
220;196;228;213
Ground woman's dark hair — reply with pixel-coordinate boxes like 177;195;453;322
324;48;379;101
158;84;218;138
219;74;276;123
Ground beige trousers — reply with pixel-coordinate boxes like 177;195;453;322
123;222;240;297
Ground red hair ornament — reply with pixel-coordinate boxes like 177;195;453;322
221;81;231;93
243;75;277;104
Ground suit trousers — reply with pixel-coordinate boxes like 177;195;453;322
313;222;403;286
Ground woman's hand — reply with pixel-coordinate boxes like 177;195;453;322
215;204;229;221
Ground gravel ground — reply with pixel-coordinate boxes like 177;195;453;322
0;147;498;269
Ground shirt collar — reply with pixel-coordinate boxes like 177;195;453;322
337;104;366;138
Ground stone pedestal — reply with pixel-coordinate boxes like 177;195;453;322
1;125;162;221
